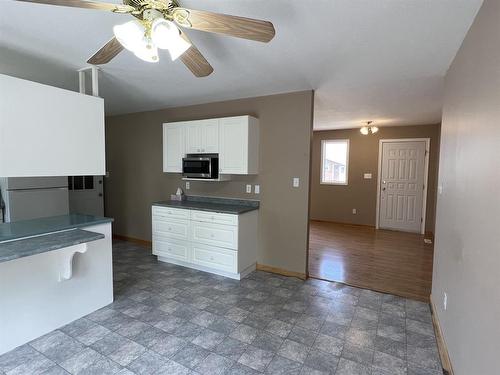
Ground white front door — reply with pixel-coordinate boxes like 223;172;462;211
69;176;104;217
378;140;428;233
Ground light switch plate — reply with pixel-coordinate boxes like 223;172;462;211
246;184;252;194
254;185;260;194
364;173;372;179
293;178;300;188
185;181;190;190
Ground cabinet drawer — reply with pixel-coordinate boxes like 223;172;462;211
153;219;189;240
191;210;238;226
191;221;238;249
192;243;237;274
153;239;190;262
152;206;190;220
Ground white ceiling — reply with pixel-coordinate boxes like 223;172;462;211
0;0;482;129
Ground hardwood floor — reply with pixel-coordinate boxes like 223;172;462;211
308;220;434;301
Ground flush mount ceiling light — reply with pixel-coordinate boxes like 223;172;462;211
13;0;276;77
360;121;379;135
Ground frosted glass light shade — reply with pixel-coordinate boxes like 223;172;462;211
360;126;369;135
151;18;191;61
133;42;159;63
113;20;145;52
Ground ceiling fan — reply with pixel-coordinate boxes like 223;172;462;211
13;0;276;77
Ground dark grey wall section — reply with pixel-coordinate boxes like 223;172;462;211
310;124;440;233
105;91;314;274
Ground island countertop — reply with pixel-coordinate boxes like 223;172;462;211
0;214;113;243
0;229;105;263
153;195;259;215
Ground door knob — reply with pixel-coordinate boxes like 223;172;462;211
382;187;386;191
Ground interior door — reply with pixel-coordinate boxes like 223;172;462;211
379;140;427;233
68;176;104;217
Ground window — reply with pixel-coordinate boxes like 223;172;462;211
321;139;349;185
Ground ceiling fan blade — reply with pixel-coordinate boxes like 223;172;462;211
179;31;214;77
87;37;124;65
13;0;134;12
173;8;275;43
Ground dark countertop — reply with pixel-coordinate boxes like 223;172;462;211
0;229;105;263
0;214;113;243
153;196;259;214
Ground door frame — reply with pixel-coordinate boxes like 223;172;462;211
375;138;430;234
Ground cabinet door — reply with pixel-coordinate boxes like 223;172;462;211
185;122;203;154
219;117;248;174
201;120;219;153
163;123;185;173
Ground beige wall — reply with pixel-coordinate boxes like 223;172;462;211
432;1;500;374
105;91;314;274
310;125;440;233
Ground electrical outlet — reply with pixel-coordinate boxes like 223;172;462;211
438;185;443;195
293;178;300;188
443;292;448;311
352;208;357;214
254;185;260;194
185;181;190;190
246;184;252;194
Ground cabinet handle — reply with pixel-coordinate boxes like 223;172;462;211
210;234;214;238
168;227;172;231
197;148;200;152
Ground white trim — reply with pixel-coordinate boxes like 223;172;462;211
320;139;350;185
376;138;430;234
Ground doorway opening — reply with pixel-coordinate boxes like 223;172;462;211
307;127;440;301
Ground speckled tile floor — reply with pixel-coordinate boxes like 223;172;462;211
0;240;443;375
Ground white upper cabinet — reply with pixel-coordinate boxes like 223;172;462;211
0;74;105;177
163;123;185;173
163;115;259;175
219;116;259;175
185;119;219;154
201;120;219;153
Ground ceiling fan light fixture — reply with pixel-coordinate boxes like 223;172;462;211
133;41;159;63
113;20;145;52
151;18;191;61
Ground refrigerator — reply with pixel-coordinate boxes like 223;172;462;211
0;177;69;223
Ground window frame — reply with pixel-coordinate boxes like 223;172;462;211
320;139;350;185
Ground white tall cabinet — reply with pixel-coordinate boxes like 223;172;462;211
163;115;259;175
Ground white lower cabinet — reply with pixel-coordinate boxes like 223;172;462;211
192;243;237;274
153;238;190;262
152;206;258;280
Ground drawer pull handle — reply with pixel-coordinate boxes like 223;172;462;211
210;234;214;238
168;227;172;231
210;256;214;261
211;216;215;220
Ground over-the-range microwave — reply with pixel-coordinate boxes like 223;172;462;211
182;154;219;179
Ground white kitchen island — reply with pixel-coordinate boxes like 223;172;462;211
0;214;114;355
